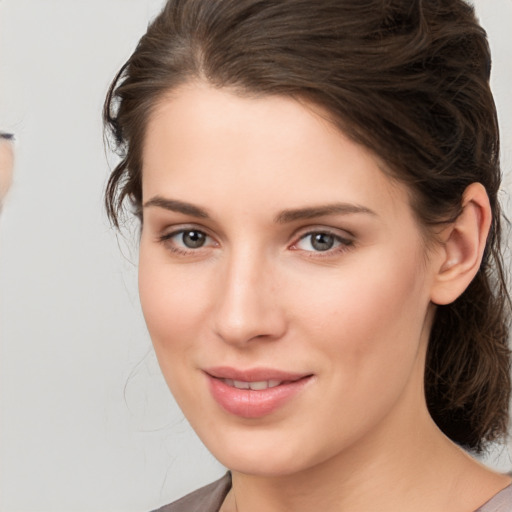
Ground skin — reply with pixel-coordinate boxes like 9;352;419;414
0;138;13;206
139;83;510;512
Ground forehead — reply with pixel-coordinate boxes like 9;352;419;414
142;82;412;221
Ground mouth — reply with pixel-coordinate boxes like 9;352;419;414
204;367;313;419
220;378;283;390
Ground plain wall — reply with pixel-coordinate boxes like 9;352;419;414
0;1;511;510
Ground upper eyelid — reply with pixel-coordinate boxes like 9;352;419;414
292;232;352;247
291;225;355;241
164;228;213;240
159;223;215;239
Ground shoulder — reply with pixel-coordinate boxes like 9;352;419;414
151;473;232;512
475;484;512;512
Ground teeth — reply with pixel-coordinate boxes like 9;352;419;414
223;379;283;390
249;381;268;390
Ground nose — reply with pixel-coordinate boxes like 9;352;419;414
212;248;287;346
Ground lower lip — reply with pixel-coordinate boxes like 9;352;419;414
206;374;312;419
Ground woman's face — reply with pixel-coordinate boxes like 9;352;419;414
139;83;439;476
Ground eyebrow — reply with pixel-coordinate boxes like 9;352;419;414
274;203;376;223
143;196;210;218
143;196;376;223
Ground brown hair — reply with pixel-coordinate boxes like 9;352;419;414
104;0;510;452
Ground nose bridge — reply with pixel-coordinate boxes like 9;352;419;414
213;244;284;345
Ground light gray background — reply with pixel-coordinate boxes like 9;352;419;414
0;1;511;511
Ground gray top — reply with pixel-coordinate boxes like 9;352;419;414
152;473;231;512
153;474;512;512
476;484;512;512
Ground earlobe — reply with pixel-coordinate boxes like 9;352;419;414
430;183;492;306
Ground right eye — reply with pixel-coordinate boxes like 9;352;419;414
159;228;217;254
176;230;208;248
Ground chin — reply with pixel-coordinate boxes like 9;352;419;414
218;451;308;478
198;426;334;478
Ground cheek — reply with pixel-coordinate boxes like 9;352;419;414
138;248;208;354
287;250;430;448
295;248;430;377
138;249;213;412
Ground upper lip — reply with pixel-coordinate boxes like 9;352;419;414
204;366;311;382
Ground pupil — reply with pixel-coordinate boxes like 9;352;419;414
183;231;205;248
311;233;334;251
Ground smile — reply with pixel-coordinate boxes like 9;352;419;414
204;367;313;419
221;379;282;390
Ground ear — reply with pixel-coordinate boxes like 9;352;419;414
430;183;492;306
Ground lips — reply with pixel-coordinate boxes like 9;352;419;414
204;367;312;419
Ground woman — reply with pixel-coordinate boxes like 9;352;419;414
104;0;512;510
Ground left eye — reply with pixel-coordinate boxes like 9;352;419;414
295;232;348;252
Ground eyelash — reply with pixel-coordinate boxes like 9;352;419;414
290;230;354;257
157;227;355;258
158;228;217;256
